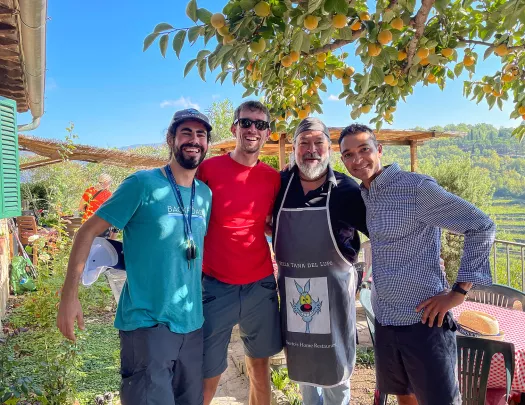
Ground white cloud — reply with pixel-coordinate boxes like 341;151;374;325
160;96;200;110
328;94;340;101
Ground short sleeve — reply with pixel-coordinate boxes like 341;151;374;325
95;174;144;229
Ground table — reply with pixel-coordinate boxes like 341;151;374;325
451;301;525;392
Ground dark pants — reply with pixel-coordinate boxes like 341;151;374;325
119;325;203;405
374;314;461;405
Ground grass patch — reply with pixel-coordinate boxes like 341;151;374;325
271;368;302;405
1;234;121;405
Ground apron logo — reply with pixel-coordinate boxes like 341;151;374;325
291;279;323;333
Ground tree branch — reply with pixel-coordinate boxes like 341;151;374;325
310;29;364;55
457;36;525;51
403;0;436;74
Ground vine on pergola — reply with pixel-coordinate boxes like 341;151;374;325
144;0;525;140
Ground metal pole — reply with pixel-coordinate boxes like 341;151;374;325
521;247;524;292
493;242;497;284
506;244;511;287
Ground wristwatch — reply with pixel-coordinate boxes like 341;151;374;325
451;283;469;295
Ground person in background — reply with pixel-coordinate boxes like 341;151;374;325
80;173;113;222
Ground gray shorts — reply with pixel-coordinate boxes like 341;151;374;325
119;325;203;405
375;313;460;405
202;274;282;378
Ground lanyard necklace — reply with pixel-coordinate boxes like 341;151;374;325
165;165;197;268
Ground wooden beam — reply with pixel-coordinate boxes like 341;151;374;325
20;158;64;171
410;141;418;172
278;134;286;170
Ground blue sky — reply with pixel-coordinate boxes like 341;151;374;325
17;0;520;148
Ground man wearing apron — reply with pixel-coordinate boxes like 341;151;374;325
272;118;368;405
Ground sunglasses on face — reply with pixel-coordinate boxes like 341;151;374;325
234;118;270;131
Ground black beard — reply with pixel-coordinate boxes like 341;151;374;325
174;142;206;169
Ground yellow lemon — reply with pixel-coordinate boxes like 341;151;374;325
427;73;437;83
334;68;344;79
332;14;347;29
361;105;372;113
281;55;293;67
250;38;266;54
368;43;381;57
463;55;475;67
441;48;454;57
345;66;355;76
494;44;509;56
384;74;395;85
360;12;371;21
304;15;319;30
217;25;230;36
342;76;351;85
298;109;309;119
351;21;362;30
518;106;525;115
398;50;407;61
416;47;430;59
391;17;403;30
270;132;280;141
254;1;271;17
377;30;392;45
290;51;300;62
210;13;226;29
223;34;235;45
502;72;514;82
316;53;327;62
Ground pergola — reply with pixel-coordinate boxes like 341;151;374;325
212;128;465;171
18;134;166;170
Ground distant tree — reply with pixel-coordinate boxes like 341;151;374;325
206;99;235;143
420;158;495;284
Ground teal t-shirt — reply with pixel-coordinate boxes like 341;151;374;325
96;168;212;334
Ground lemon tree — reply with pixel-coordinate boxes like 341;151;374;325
144;0;525;140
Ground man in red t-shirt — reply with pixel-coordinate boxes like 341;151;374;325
80;173;112;222
198;101;281;405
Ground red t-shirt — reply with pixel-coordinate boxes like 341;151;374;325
197;154;280;284
82;186;112;221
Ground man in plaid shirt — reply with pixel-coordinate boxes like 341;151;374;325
339;124;496;405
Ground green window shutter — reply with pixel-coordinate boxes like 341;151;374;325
0;97;21;219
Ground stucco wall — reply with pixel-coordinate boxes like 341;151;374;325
0;218;10;318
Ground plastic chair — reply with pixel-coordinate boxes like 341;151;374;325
456;336;515;405
16;216;38;265
467;284;525;311
359;289;388;405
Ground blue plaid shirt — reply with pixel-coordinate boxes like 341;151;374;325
361;163;496;326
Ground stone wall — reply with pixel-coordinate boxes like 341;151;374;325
0;218;10;318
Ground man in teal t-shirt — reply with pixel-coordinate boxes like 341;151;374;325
57;109;213;405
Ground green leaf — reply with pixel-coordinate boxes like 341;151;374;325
197;8;212;24
333;0;349;14
172;31;186;58
301;33;311;53
242;88;255;97
159;34;169;57
184;59;197;77
435;0;448;13
204;26;215;45
487;94;496;110
188;26;203;43
186;0;198;22
483;46;494;60
216;71;228;83
308;0;324;14
198;58;207;81
154;23;174;33
371;66;384;85
427;54;444;65
339;27;354;40
360;73;370;95
447;69;454;80
232;69;241;83
291;30;304;52
324;0;337;12
454;62;464;77
143;32;160;52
